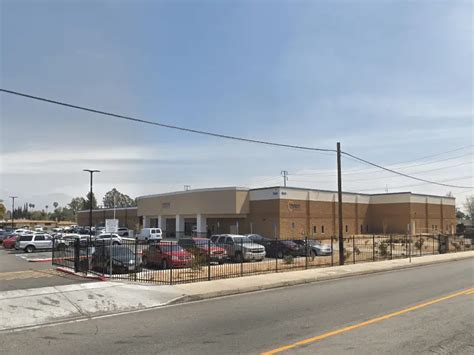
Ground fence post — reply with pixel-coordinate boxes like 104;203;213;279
74;239;80;273
207;239;211;281
275;240;278;272
432;236;435;255
352;235;356;264
305;235;308;269
331;236;334;266
372;234;375;262
390;235;393;260
240;238;243;277
134;238;138;282
419;235;422;256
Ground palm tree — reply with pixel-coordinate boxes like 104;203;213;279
53;202;59;209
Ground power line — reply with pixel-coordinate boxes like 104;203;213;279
2;88;471;189
0;89;336;154
341;152;473;188
355;176;473;192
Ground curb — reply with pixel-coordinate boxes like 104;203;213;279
55;267;108;281
27;258;52;263
168;253;474;305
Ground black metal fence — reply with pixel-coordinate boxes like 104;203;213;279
52;234;471;284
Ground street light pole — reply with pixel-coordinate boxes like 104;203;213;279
9;196;18;229
83;170;100;242
337;142;344;265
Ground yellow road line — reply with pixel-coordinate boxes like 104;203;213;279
262;287;474;354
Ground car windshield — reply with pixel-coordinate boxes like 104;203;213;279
281;241;298;247
232;236;252;243
194;239;215;247
161;244;185;252
308;240;321;245
110;247;134;256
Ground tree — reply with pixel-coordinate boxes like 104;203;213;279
53;202;59;209
68;197;86;214
0;203;6;220
103;188;136;208
456;209;466;220
464;196;474;220
84;192;97;210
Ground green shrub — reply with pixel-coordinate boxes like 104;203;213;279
414;238;424;251
378;242;388;257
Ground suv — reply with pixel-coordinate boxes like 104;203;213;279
117;228;130;237
215;234;266;262
15;233;53;253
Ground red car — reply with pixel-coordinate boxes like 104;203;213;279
2;235;18;249
142;242;193;269
178;237;227;263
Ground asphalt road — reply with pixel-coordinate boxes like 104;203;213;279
0;248;92;291
1;258;472;354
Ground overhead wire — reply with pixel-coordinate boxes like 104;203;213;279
1;88;471;189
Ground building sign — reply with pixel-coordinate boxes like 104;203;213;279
288;201;301;212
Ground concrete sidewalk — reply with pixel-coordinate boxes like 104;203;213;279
1;251;472;332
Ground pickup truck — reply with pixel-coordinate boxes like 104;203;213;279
214;234;266;262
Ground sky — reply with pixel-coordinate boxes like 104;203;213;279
0;0;472;210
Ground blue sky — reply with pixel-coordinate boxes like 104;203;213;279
1;0;472;208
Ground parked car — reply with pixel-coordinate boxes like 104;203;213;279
91;245;142;274
178;237;227;263
246;234;269;244
14;228;30;235
142;242;193;269
293;239;332;256
261;240;305;258
0;229;6;242
54;234;88;250
215;234;266;262
137;228;163;242
117;228;130;237
94;233;122;245
210;234;222;243
15;233;53;253
2;235;18;249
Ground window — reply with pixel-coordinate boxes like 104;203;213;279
313;226;317;234
345;225;348;233
321;225;325;234
19;235;33;241
35;235;45;241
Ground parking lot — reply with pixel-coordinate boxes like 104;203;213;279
0;247;93;291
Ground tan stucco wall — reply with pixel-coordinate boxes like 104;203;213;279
137;188;249;217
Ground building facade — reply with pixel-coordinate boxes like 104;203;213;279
77;186;456;238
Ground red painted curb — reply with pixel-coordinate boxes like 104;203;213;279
55;267;108;281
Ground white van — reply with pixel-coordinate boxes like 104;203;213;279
137;228;163;242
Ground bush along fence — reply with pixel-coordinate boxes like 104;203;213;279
51;234;471;285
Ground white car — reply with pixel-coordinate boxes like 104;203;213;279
137;228;163;242
95;233;122;245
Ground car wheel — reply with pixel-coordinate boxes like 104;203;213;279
112;241;119;246
277;250;284;259
311;250;317;257
25;245;35;253
161;259;168;269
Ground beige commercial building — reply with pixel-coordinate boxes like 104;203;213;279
78;186;456;238
135;186;456;238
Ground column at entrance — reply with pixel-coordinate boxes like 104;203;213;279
196;214;207;237
176;215;185;239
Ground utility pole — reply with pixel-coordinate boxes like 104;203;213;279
337;142;344;265
83;170;100;242
9;196;18;229
281;170;288;187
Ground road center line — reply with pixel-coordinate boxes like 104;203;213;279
261;287;474;354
